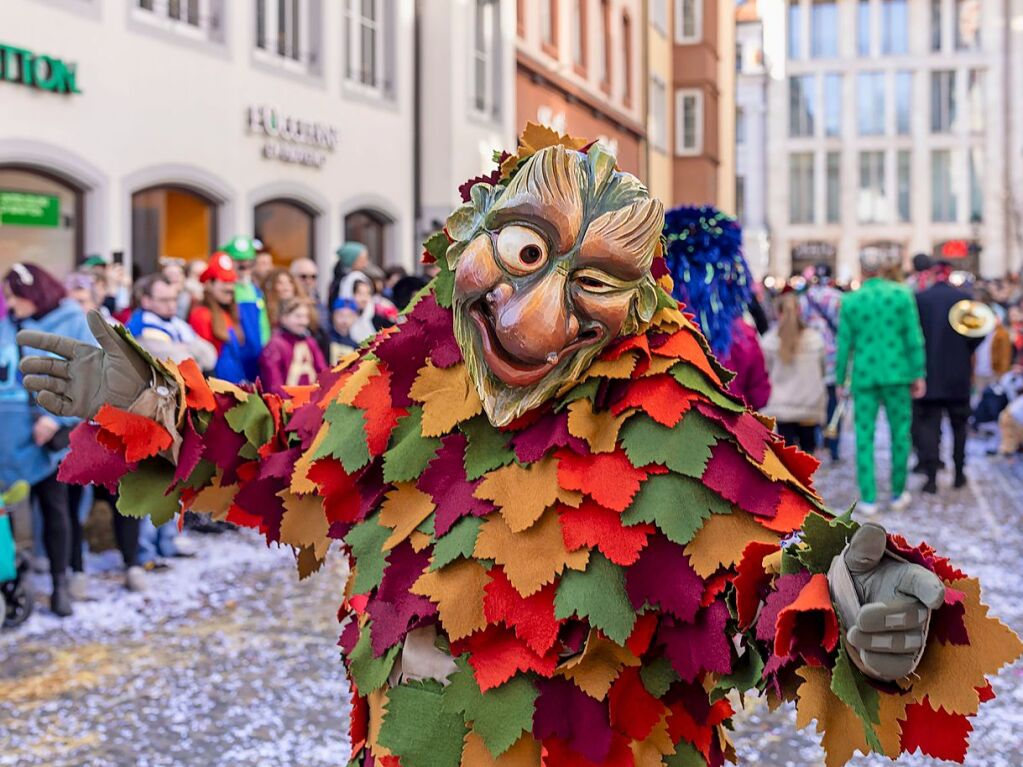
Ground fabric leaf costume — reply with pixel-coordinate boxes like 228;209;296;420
19;125;1021;767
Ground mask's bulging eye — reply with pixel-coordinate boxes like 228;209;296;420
495;225;549;275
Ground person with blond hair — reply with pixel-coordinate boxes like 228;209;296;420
762;290;827;453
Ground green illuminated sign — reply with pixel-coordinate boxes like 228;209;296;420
0;43;80;95
0;192;61;227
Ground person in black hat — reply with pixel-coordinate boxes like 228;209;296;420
914;259;983;492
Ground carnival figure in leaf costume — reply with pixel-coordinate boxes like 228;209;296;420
18;125;1021;767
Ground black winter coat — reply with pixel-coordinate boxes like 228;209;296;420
915;281;983;402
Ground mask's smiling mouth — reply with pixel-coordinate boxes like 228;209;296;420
469;299;604;387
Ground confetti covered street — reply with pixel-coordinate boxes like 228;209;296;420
1;428;1021;767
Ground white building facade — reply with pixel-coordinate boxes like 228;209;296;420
762;0;1013;281
735;3;770;278
0;0;518;284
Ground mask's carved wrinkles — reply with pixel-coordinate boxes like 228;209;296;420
450;143;661;426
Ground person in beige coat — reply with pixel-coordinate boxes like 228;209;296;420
762;290;828;453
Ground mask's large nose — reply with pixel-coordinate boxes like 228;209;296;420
490;270;580;365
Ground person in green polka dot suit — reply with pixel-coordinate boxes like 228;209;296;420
835;249;926;514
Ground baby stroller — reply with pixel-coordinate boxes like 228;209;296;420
0;481;33;628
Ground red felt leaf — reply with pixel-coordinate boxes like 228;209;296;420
556;448;646;512
693;402;772;463
650;329;722;385
665;694;733;766
533;677;615;764
732;541;778;629
483;566;562;656
352;368;404;456
657;602;733;682
178;357;215;411
307;458;361;524
559;500;653;566
368;543;437;655
349;686;368;755
541;733;635;767
701;441;780;519
774;573;839;659
624;534;704;623
226;502;263;529
760;487;814;534
510;410;588;462
57;422;134;492
700;573;730;608
931;586;969;645
768;438;820;492
609;666;665;741
94;404;173;463
900;698;973;763
451;625;559;691
977;681;995;703
611;375;696;427
624;613;658;657
887;534;967;582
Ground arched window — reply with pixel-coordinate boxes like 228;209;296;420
0;165;83;278
255;198;316;266
131;185;218;276
344;208;393;267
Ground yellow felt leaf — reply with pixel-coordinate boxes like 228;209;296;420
567;399;629;454
640;356;679;377
474;507;590;597
188;478;237;521
758;445;816;497
409;361;483;437
630;713;675;766
907;577;1023;715
290;428;328;495
650;305;688;331
338;358;380;405
795;666;870;767
518;121;588;155
278;491;331;560
578;354;638;383
208;378;248;400
411;558;489;641
558;629;640;699
875;692;908;758
684;510;781;578
379;483;436;550
409;530;432;552
558;488;584;508
460;730;541;767
367;688;392;758
474;458;560;532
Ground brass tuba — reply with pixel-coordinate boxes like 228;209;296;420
948;300;997;338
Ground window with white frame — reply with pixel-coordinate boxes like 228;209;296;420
882;0;908;54
675;0;702;44
858;150;888;223
345;0;385;92
736;107;746;145
857;0;871;56
895;70;912;135
930;70;956;133
789;75;816;138
955;0;980;50
967;69;984;133
649;76;667;152
471;0;501;118
651;0;667;35
789;1;804;59
137;0;213;36
675;89;703;155
897;149;911;222
789;152;815;224
823;73;841;137
255;0;303;62
571;0;585;67
811;0;837;58
856;72;885;136
931;149;957;222
826;151;841;223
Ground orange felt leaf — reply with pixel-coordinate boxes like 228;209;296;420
453;624;559;691
281;383;317;410
795;667;872;767
484;566;561;656
379;483;436;550
559;500;653;566
338;357;380;405
278;490;331;561
775;573;840;657
461;731;541;767
566;398;629;454
186;478;238;520
683;510;781;578
353;367;405;456
556;448;646;512
558;629;641;700
474;507;590;597
760;486;815;534
306;458;361;525
577;353;638;384
409;361;483;437
474;457;561;533
94;404;173;462
610;374;696;427
651;330;721;385
177;358;215;411
411;558;489;641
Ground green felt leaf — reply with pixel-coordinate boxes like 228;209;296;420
622;474;731;546
347;627;400;693
459;415;515;481
796;512;858;574
554;551;636;644
377;679;468;767
180;458;217;491
554;379;601;412
383;407;441;484
712;643;765;701
671;364;744;413
654;285;676;313
780;546;805;575
345;516;392;594
442;657;537;757
640;656;679;698
313;402;371;473
433;261;456;309
239;443;258;460
664;741;706;767
619;412;723;477
224;395;274;447
416;513;436;538
431;515;484;571
118;459;181;526
831;640;883;753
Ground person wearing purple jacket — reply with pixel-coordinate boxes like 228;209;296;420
721;317;771;410
258;297;327;396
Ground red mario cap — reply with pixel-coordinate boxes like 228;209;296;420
200;252;238;284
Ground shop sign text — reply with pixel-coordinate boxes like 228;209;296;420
247;105;337;169
0;43;80;95
0;191;60;228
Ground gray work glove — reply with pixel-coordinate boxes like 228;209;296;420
17;310;154;420
828;523;945;681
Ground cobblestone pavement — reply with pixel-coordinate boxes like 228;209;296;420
1;427;1021;767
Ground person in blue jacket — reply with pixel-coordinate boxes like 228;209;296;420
219;236;270;381
0;263;96;617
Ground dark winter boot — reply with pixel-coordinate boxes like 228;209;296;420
954;471;968;489
51;573;72;617
922;477;938;495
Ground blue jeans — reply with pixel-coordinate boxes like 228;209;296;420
139;517;179;563
823;384;841;460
